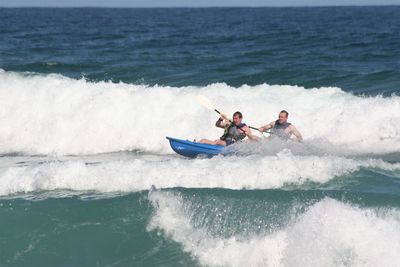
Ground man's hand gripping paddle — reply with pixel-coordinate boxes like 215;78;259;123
196;95;272;136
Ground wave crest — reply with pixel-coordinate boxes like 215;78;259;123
1;71;399;155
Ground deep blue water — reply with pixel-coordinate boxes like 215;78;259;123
1;7;400;267
1;7;400;94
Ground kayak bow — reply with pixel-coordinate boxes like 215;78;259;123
166;137;224;158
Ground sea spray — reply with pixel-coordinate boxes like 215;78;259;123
148;191;400;267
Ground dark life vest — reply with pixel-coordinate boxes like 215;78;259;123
272;120;291;139
220;122;247;144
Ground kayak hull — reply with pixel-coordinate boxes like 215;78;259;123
166;137;224;158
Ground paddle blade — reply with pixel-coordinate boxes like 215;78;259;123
196;95;215;110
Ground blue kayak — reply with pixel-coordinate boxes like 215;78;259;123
166;137;224;158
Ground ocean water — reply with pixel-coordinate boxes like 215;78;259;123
1;7;400;267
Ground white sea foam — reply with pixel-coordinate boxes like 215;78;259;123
0;152;399;196
148;192;400;267
0;70;400;155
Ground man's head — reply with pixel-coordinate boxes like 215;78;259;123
278;110;289;124
232;111;243;125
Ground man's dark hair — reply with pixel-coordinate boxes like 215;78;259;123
233;111;243;118
280;110;289;117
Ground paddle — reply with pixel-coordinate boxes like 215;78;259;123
196;95;272;134
196;95;224;117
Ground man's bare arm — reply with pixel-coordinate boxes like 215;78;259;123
215;118;230;128
290;125;303;142
258;121;275;133
241;126;258;140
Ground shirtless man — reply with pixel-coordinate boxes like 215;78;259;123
198;111;253;146
258;110;303;142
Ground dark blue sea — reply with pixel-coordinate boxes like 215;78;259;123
1;7;400;267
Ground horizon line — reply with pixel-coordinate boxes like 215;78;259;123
1;4;400;8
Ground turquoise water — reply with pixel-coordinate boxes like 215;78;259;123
1;7;400;267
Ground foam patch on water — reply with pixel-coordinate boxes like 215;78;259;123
0;152;399;196
1;71;400;155
148;192;400;267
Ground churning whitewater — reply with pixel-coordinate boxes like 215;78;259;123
148;191;400;267
1;70;400;199
1;70;399;156
1;152;400;196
